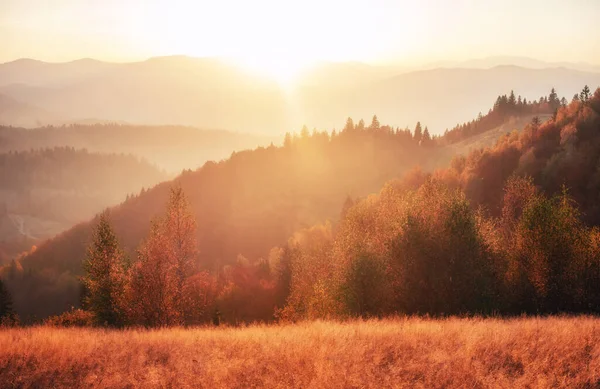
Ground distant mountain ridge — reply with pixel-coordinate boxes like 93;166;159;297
1;56;599;134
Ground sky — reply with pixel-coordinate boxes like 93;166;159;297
1;0;599;69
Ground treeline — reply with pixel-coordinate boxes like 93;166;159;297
60;177;600;327
0;147;165;193
0;147;168;261
440;87;577;144
286;115;437;149
0;278;15;325
37;85;600;326
7;115;437;320
0;123;273;172
4;85;600;323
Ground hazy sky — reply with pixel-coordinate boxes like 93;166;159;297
1;0;599;66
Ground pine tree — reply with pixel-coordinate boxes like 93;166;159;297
82;211;127;326
344;117;354;133
508;90;517;107
0;279;15;324
370;115;380;131
549;87;559;110
414;122;423;143
580;85;591;102
422;127;432;147
357;119;365;131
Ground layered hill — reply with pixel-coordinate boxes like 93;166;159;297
0;124;274;173
4;87;599;320
0;147;168;262
2;56;599;134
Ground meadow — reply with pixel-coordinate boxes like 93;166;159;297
1;317;599;388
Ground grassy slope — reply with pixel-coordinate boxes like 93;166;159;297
1;317;599;388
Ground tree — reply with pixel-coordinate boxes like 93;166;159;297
343;117;354;133
357;119;365;132
0;279;15;324
581;85;591;102
283;132;293;148
341;254;390;317
300;125;310;138
164;185;198;320
422;127;432;147
129;185;198;327
549;87;559;110
370;115;380;131
82;211;127;326
414;122;423;143
508;90;516;107
560;97;568;107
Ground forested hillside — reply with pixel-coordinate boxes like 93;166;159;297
0;147;167;261
0;124;273;172
3;87;597;322
276;86;600;320
4;116;432;319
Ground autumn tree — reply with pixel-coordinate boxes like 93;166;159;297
129;185;199;326
165;185;198;318
340;253;390;317
82;211;127;327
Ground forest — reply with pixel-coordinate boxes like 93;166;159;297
1;86;597;326
0;123;272;172
0;147;168;263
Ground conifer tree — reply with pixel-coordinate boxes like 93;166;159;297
370;115;380;131
344;117;354;133
82;211;127;326
357;119;365;131
0;279;15;324
414;122;423;143
580;85;591;102
422;127;432;147
508;90;517;107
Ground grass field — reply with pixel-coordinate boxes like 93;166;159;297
1;317;599;388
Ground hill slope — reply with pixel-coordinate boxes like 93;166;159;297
0;124;274;173
0;147;168;261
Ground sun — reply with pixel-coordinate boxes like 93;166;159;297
233;54;313;88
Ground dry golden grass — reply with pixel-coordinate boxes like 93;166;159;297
1;317;599;388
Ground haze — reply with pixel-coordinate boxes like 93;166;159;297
2;0;599;79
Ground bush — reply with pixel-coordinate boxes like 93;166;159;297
44;308;95;327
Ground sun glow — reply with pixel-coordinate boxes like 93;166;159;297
232;55;314;87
